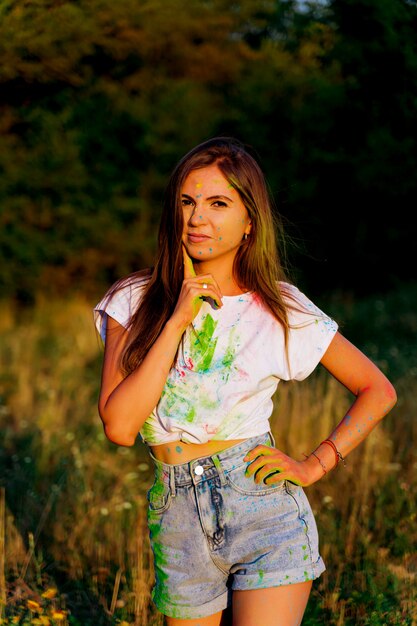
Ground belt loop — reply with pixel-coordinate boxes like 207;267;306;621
169;466;176;497
212;454;227;486
268;430;276;447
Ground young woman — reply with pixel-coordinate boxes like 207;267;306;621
94;137;397;626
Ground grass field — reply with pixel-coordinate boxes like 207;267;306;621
0;285;416;625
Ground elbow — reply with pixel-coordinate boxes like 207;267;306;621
385;381;397;411
103;423;136;447
98;403;137;447
374;380;397;420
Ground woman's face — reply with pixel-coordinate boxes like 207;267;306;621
181;164;251;268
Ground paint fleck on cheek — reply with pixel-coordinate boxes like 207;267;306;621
175;445;182;454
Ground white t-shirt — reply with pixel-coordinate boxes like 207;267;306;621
94;278;338;445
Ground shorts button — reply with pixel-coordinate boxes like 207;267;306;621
194;465;204;476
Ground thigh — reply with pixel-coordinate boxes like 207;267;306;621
166;606;232;626
232;581;312;626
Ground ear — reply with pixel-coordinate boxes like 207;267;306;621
245;219;252;236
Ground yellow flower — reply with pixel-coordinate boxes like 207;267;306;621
51;610;66;621
119;622;131;626
27;599;42;611
42;588;58;599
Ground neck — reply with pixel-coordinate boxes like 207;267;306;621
193;258;244;296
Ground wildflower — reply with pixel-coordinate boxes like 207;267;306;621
51;610;66;621
27;599;42;611
32;618;50;625
42;588;58;599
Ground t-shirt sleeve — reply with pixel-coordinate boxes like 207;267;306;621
281;283;338;381
93;279;146;343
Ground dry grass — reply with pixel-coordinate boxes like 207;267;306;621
0;296;416;625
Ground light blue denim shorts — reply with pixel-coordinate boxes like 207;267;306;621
146;431;325;619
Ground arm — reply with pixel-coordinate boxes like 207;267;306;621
98;315;186;446
98;247;223;446
244;331;397;486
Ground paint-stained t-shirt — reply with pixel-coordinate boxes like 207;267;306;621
94;277;338;445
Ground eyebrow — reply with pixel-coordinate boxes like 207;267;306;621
182;193;234;203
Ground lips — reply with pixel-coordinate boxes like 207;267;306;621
187;233;210;243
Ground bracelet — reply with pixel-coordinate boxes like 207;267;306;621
320;439;347;467
303;452;327;475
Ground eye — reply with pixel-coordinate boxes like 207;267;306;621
211;200;227;208
181;198;194;207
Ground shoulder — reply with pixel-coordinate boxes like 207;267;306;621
278;281;332;322
94;269;152;341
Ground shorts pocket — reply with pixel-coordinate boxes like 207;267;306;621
225;462;287;496
146;477;172;514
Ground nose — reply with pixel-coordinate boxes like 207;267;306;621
187;202;207;226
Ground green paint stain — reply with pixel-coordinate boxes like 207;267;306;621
190;314;219;372
148;518;169;587
175;445;182;453
184;405;196;423
258;569;264;582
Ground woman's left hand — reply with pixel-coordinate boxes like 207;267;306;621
243;445;318;487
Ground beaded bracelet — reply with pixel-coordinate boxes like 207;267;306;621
303;451;327;475
321;439;347;467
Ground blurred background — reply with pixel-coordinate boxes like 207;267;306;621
0;1;416;625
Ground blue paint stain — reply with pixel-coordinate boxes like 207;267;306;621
175;445;182;453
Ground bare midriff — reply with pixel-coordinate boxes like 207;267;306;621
149;438;247;465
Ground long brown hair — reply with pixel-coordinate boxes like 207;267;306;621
107;137;296;376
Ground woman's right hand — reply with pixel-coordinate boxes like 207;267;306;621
169;246;223;332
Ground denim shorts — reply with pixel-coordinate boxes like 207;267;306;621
146;431;325;619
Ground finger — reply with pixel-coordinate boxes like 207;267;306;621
199;289;223;309
243;445;276;462
182;245;196;279
245;455;280;477
187;277;223;307
254;463;285;484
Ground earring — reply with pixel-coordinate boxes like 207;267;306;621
244;233;248;240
